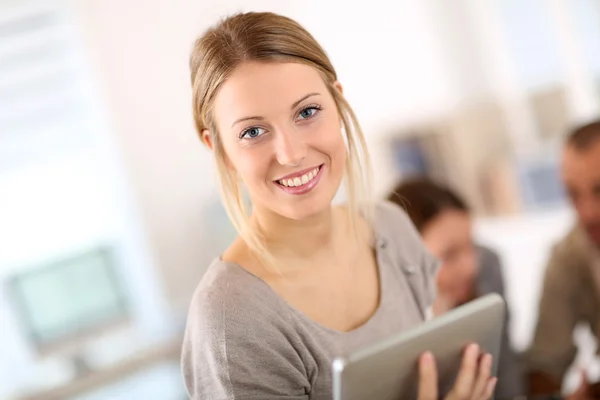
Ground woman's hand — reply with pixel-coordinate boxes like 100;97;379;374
418;343;497;400
566;370;590;400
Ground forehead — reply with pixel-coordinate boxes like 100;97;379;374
562;141;600;180
213;62;327;125
425;209;471;238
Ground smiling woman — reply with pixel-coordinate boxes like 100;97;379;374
190;17;373;269
181;11;497;400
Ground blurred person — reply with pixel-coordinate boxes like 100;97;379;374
387;178;526;399
181;11;497;400
527;120;600;399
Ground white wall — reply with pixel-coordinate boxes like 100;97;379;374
0;2;174;396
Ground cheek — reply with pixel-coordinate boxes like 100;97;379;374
311;115;346;159
437;260;473;291
594;199;600;214
236;153;271;189
220;142;269;191
463;253;478;277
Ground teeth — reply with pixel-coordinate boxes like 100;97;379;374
278;166;321;187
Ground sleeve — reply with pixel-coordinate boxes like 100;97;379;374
477;246;526;397
181;287;310;400
525;245;579;382
496;325;526;398
377;201;441;315
422;245;442;310
476;246;505;295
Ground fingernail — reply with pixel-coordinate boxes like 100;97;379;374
470;343;479;353
422;351;433;364
486;353;493;364
487;377;498;392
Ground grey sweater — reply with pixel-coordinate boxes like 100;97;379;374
181;202;439;399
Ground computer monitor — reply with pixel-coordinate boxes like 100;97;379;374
6;246;131;374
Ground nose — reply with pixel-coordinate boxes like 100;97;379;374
578;197;600;223
274;128;307;167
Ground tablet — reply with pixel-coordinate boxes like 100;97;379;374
332;293;505;400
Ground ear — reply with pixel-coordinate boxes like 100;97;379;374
201;129;214;150
333;81;343;95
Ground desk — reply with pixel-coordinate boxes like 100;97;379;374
15;339;183;400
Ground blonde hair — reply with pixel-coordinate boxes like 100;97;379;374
190;12;373;268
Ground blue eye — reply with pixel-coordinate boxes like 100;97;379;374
240;126;266;139
297;106;321;121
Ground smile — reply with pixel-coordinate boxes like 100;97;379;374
274;164;324;195
276;166;320;187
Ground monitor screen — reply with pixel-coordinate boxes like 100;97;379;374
7;247;130;351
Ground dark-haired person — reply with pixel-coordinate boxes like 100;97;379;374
527;120;600;399
387;179;525;399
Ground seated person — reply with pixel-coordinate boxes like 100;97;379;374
387;178;525;399
527;120;600;399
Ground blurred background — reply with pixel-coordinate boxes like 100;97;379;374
0;0;599;398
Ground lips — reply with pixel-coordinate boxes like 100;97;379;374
274;164;325;195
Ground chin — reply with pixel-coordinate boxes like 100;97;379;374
589;233;600;248
456;285;475;303
268;168;343;220
275;192;335;221
585;225;600;247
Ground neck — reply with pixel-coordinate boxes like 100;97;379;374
251;205;342;263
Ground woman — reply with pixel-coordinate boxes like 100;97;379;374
387;178;526;399
182;12;496;400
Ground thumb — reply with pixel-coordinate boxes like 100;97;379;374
575;369;589;393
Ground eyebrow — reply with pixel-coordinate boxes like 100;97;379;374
291;92;320;109
230;92;321;128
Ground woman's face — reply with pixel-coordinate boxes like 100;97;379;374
421;209;478;306
211;61;347;221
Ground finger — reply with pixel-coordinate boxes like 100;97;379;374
580;369;589;386
470;353;492;399
418;352;438;400
574;369;589;395
480;377;497;400
451;343;479;398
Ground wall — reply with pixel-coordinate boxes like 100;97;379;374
0;2;173;396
